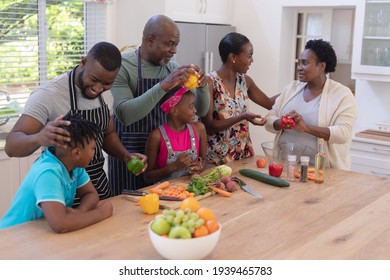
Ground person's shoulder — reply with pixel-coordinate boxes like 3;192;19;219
32;73;68;95
327;79;353;95
193;121;206;132
121;49;136;60
167;60;180;71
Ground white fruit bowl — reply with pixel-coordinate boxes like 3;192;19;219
148;221;222;260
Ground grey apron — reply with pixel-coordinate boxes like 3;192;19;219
158;124;198;181
68;66;112;204
108;48;169;195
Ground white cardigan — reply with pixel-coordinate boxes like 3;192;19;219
265;78;358;170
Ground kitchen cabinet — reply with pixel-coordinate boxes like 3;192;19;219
165;0;232;24
350;137;390;176
0;150;40;217
331;9;355;63
352;0;390;81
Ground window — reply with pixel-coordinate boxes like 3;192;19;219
0;0;108;115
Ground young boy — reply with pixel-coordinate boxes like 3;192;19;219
0;113;113;233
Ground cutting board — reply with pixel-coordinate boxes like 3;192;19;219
123;180;215;209
355;129;390;142
124;192;213;209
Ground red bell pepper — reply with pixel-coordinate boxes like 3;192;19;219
281;115;296;129
269;163;283;177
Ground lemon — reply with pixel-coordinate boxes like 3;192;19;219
184;73;199;89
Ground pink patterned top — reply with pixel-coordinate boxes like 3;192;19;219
206;71;254;165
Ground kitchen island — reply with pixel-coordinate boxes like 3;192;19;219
0;156;389;260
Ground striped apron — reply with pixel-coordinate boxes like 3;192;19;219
68;67;112;204
109;49;169;195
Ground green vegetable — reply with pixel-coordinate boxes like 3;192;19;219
239;169;290;188
127;157;144;175
186;165;232;196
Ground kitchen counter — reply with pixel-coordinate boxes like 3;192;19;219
1;156;390;260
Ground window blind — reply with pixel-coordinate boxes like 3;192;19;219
0;0;108;112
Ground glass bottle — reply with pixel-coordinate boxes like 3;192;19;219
314;138;326;184
287;154;297;182
299;156;310;183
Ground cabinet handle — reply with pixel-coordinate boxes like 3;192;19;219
209;52;214;72
198;0;203;14
203;0;207;14
204;52;210;74
371;170;390;176
372;147;390;153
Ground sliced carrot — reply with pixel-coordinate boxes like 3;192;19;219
154;181;170;189
149;188;163;195
208;186;232;197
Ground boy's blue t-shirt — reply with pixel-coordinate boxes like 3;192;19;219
0;147;90;230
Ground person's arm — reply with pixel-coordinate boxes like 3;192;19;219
201;79;264;135
5;114;71;157
187;122;207;174
193;67;210;117
40;181;113;233
102;116;132;163
246;75;279;110
112;63;207;126
143;129;191;184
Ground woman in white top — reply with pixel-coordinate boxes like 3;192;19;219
265;39;357;170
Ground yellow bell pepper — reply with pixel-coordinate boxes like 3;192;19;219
139;193;159;214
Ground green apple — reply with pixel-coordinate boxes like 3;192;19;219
151;217;171;235
168;226;192;239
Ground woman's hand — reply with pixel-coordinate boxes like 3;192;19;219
287;110;307;132
244;112;267;126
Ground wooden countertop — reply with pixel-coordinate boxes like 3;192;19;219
1;156;390;260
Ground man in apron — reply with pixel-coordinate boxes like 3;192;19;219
109;15;210;195
5;42;147;202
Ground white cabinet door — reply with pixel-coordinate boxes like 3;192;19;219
0;151;19;218
202;0;232;24
352;0;390;81
331;9;355;63
165;0;232;24
350;138;390;176
165;0;201;23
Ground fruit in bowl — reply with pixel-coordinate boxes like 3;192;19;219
148;198;221;259
148;220;221;260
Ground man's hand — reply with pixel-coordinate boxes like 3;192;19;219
160;64;200;91
38;115;71;148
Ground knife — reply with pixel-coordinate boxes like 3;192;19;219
232;177;263;199
122;189;184;201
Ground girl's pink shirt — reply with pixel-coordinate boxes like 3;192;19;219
156;123;200;168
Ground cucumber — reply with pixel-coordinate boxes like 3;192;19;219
239;169;290;188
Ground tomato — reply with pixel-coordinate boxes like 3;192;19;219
269;163;283;177
256;158;266;168
281;115;296;129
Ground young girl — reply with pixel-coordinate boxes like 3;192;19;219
144;86;207;184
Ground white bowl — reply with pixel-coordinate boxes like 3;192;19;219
148;221;221;260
